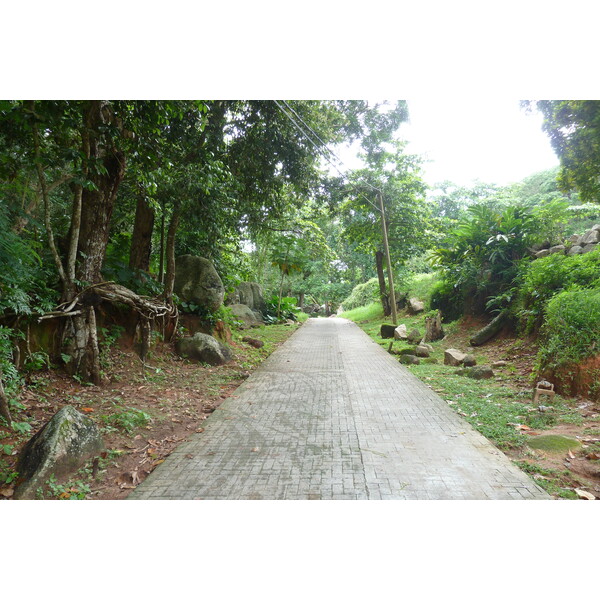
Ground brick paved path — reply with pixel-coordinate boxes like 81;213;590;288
130;318;549;500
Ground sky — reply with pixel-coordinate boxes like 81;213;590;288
337;99;560;189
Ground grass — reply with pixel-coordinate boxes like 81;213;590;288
339;301;385;323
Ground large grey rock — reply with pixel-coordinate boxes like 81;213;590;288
534;249;550;259
569;234;583;244
582;243;598;254
394;324;408;340
567;245;584;256
592;224;600;232
229;303;263;328
581;229;600;245
175;332;232;365
548;244;565;255
444;348;466;366
174;255;225;312
234;282;266;313
408;298;425;314
13;406;104;499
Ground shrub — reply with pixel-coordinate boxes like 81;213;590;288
340;278;380;311
429;279;463;322
536;288;600;372
517;247;600;332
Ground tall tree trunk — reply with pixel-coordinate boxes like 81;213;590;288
163;204;181;303
76;101;126;285
158;202;166;284
129;194;155;272
375;250;390;316
66;101;126;383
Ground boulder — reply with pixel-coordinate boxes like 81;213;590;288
399;354;420;365
581;229;600;245
380;324;397;339
592;224;600;232
567;245;584;256
229;304;263;328
234;282;266;313
535;249;550;259
407;328;422;344
408;298;425;314
175;332;232;365
174;255;225;312
444;348;466;366
463;354;477;367
13;406;105;500
548;244;565;255
414;345;431;358
569;234;583;244
581;243;598;254
394;324;408;340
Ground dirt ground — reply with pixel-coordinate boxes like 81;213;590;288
0;322;299;500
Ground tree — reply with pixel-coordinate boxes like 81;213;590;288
532;101;600;201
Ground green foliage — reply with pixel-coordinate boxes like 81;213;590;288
338;301;384;322
536;288;600;372
264;295;300;323
405;272;438;307
533;100;600;201
0;458;18;484
340;278;380;311
44;473;91;500
100;406;152;433
517;247;600;332
429;279;465;322
0;325;22;403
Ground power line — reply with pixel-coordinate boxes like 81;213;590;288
273;100;382;214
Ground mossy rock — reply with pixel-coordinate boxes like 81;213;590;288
422;357;439;364
527;435;581;453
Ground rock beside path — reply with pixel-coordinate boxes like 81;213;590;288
229;303;263;328
174;255;225;312
444;348;466;366
13;406;104;499
176;332;233;365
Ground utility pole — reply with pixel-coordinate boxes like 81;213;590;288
378;192;398;325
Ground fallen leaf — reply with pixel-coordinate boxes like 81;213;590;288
568;449;576;459
196;427;205;433
59;492;71;499
81;407;94;413
0;488;14;498
586;452;600;460
575;488;596;500
251;447;260;452
131;470;141;485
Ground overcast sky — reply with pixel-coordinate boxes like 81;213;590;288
337;99;560;189
400;98;559;187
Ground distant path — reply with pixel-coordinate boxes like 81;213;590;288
130;318;548;499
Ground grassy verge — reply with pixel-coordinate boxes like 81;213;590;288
341;303;589;499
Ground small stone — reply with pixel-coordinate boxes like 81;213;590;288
463;354;477;367
407;328;422;344
491;360;507;368
422;357;439;364
414;345;431;358
466;366;494;380
242;336;264;349
399;354;420;365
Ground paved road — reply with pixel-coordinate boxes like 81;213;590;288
130;318;548;500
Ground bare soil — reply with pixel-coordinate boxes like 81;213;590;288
0;322;300;500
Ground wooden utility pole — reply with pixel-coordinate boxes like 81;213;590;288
378;192;398;325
